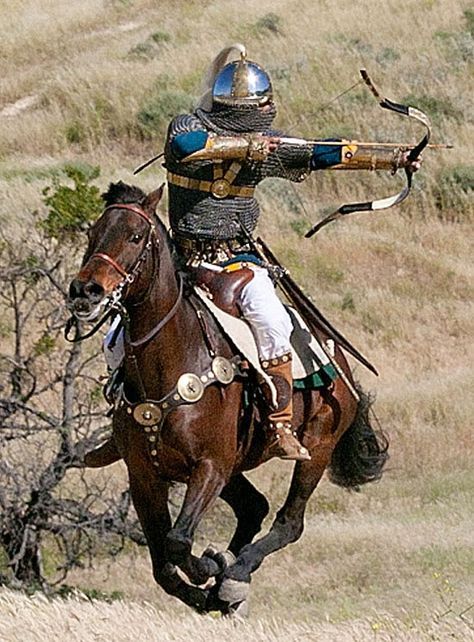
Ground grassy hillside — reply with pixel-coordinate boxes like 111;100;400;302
0;0;473;640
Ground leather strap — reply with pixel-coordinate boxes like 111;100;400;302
167;171;255;199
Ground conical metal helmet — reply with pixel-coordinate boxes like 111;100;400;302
212;52;273;107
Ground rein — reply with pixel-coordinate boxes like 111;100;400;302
126;272;184;347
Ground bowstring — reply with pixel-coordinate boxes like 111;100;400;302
272;77;365;227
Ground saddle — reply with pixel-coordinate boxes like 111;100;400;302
191;265;338;390
192;265;254;317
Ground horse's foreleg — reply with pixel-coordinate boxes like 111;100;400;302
166;458;226;585
83;437;121;467
129;471;209;612
220;473;270;555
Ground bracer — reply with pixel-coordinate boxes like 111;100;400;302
330;142;405;173
181;134;268;163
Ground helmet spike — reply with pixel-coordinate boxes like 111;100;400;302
197;44;247;111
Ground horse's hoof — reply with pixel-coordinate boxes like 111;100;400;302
202;545;219;560
213;550;237;573
202;547;236;574
218;576;250;617
227;598;249;619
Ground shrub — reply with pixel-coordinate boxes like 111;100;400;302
151;30;171;44
0;171;144;589
255;12;282;35
434;29;474;65
128;30;171;60
465;8;474;36
40;164;103;240
402;93;463;125
432;165;474;221
375;47;401;67
137;80;194;137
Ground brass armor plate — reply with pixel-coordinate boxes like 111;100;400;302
211;178;231;199
212;357;235;384
177;373;205;402
133;402;162;426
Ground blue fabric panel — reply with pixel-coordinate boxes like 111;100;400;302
219;253;263;268
171;131;209;159
310;142;343;170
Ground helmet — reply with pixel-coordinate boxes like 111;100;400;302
212;53;272;107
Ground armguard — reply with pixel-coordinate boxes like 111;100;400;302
330;142;405;173
181;134;268;163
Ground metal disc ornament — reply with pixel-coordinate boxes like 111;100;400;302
211;178;231;199
133;402;162;426
212;357;235;384
177;373;204;402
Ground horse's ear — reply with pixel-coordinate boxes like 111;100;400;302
143;183;165;214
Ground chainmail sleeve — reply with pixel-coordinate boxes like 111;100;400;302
247;134;314;183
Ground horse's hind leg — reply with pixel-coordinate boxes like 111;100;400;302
215;452;332;614
218;384;357;613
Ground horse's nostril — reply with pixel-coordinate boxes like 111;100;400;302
69;279;84;299
84;281;105;301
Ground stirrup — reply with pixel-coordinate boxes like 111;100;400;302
265;422;311;462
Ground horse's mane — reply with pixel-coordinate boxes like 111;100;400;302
101;181;147;206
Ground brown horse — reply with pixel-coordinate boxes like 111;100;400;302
68;181;388;615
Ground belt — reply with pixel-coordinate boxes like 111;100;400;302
167;171;255;199
173;234;249;264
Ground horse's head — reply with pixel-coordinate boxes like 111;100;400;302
68;182;164;321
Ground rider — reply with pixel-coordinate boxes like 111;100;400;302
162;44;421;462
105;44;421;462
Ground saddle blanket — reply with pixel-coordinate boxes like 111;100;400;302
194;287;338;390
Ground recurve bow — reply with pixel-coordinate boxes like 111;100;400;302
305;69;433;238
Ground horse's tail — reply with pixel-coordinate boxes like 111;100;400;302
328;385;389;490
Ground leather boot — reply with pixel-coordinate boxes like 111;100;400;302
261;353;311;462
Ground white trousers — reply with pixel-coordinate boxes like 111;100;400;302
103;265;292;369
238;265;292;361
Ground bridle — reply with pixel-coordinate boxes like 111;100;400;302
90;203;159;299
67;203;183;345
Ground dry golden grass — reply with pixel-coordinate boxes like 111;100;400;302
0;584;473;642
1;0;473;639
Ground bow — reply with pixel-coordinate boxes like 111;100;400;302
305;69;432;238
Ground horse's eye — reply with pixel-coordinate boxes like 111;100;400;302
129;233;143;244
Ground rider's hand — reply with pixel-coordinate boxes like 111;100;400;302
266;136;281;153
401;151;423;173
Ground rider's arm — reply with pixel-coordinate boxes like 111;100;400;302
266;137;413;176
171;131;270;163
170;130;209;160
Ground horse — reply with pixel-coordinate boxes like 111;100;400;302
68;181;388;616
